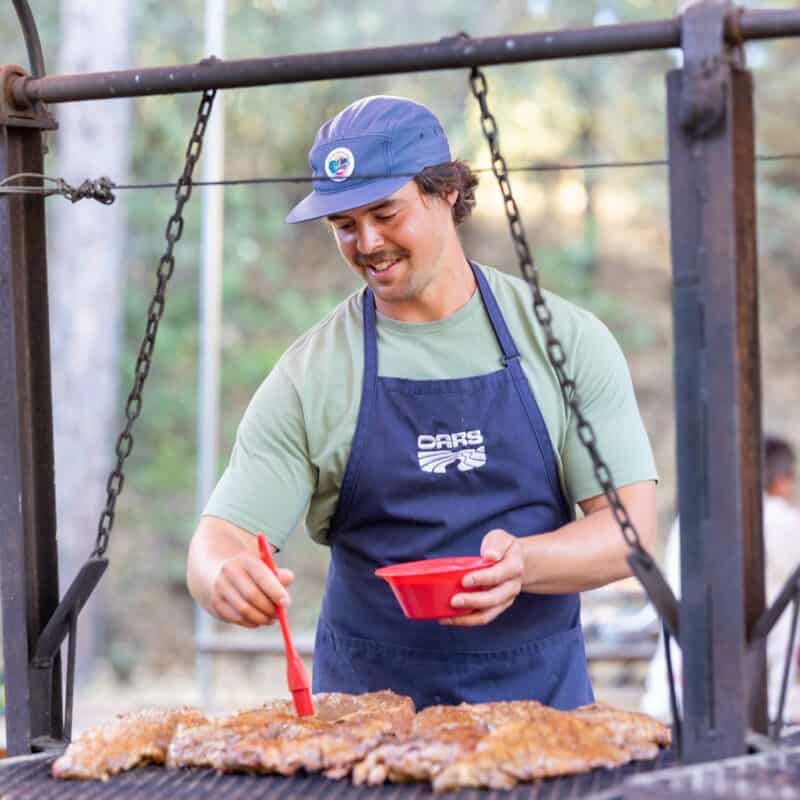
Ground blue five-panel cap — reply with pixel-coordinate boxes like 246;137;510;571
286;95;452;224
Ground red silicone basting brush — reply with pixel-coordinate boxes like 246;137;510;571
257;534;315;717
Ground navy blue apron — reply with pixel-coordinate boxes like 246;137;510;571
313;262;594;710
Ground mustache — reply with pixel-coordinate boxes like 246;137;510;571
354;250;410;268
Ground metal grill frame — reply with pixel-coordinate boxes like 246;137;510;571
0;750;676;800
3;0;800;771
621;744;800;799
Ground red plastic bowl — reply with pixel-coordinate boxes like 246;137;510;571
375;556;495;620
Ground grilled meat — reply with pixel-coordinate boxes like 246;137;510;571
352;725;486;785
352;699;548;786
168;690;414;777
410;703;487;733
567;702;672;759
53;690;670;792
51;707;207;781
465;699;550;728
215;714;396;777
434;709;632;792
166;701;298;769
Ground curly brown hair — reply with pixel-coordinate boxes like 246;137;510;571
414;160;479;226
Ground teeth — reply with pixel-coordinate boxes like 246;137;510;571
370;259;397;272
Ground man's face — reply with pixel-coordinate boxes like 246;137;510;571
327;181;458;319
770;473;796;502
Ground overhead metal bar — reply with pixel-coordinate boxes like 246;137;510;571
12;8;800;106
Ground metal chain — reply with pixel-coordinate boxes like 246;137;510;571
469;66;651;564
92;89;216;558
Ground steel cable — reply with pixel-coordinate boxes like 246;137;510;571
1;153;799;200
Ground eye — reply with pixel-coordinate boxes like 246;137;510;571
375;213;397;222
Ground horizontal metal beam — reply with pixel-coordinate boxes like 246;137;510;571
13;9;800;106
739;9;800;40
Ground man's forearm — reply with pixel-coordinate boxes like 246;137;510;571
520;481;657;594
187;516;252;611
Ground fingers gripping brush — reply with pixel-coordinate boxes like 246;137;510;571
257;534;315;717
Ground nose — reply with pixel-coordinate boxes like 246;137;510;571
356;220;384;255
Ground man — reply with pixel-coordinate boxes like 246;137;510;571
187;96;657;710
642;435;800;723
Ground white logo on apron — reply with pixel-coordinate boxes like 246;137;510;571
417;430;487;473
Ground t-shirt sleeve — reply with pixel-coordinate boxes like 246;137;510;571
561;312;657;503
203;358;316;550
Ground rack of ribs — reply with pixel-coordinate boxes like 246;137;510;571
433;710;633;792
167;690;415;778
568;702;673;759
353;699;672;792
51;692;671;792
51;707;207;780
352;699;551;786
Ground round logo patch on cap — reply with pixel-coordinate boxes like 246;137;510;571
325;147;356;182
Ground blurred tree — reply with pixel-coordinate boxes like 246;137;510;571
48;0;132;684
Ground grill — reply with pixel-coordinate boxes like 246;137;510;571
0;750;675;799
621;745;800;799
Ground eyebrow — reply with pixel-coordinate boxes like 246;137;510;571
327;199;398;222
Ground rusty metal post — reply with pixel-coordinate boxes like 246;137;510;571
666;0;765;763
0;65;61;755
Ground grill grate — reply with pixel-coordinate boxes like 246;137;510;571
622;745;800;800
0;750;675;800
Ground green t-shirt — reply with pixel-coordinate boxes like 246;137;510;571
205;265;657;549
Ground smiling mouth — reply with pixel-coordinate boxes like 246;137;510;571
368;257;401;273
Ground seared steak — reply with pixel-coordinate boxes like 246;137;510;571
51;707;207;781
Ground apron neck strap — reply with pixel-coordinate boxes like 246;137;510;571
362;287;379;384
362;262;521;368
469;261;520;364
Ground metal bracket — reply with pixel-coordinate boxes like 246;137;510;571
32;557;108;741
0;65;57;130
747;563;800;739
678;1;742;138
627;550;681;643
749;563;800;645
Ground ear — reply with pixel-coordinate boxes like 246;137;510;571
445;188;459;208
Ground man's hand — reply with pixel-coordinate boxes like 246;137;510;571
187;517;295;629
209;551;294;629
441;529;524;627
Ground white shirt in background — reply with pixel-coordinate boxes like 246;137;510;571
640;497;800;722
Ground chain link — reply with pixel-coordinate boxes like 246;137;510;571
92;89;216;558
469;67;651;564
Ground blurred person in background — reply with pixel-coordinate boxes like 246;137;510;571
186;95;657;711
642;434;800;725
763;435;800;724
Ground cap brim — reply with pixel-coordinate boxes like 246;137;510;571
285;176;413;224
